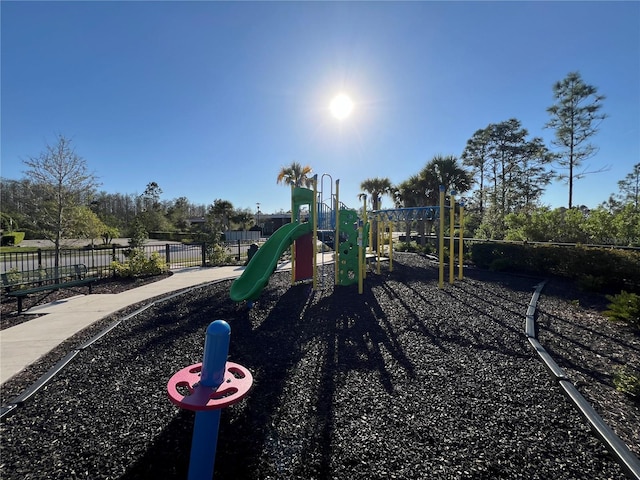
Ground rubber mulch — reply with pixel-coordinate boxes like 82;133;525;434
1;253;638;479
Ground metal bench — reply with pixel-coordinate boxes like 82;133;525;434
1;264;97;314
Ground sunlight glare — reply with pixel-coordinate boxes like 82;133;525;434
329;93;354;120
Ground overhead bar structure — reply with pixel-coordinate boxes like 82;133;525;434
369;206;439;223
370;186;465;289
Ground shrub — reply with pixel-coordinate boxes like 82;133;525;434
395;241;416;253
206;242;231;266
577;274;606;292
613;366;640;397
422;243;435;255
112;250;167;278
150;231;193;242
469;243;640;293
84;243;115;250
395;241;434;254
0;231;25;246
603;291;640;329
128;220;148;250
489;258;513;272
3;268;21;285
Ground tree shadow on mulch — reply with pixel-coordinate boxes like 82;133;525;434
121;262;553;480
121;276;417;480
121;283;313;479
380;260;536;360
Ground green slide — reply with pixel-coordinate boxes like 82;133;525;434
230;221;312;302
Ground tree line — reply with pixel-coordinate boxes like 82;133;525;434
1;160;258;246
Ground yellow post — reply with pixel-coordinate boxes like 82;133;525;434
362;196;367;279
439;186;445;288
388;220;393;272
449;190;455;284
458;203;464;280
312;175;318;291
358;225;364;294
377;220;381;274
334;179;340;286
368;210;373;254
290;184;295;285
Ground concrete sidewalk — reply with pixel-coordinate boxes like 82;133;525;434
0;265;246;386
0;253;339;386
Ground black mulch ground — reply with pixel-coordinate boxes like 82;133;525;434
1;253;638;479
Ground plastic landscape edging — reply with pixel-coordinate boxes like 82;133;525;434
526;281;640;480
0;282;227;421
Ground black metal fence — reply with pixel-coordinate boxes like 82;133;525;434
0;240;258;278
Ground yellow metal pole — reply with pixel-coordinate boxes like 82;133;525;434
449;191;455;284
388;220;393;272
358;225;363;294
368;209;373;254
362;195;367;279
291;184;295;285
312;175;318;291
439;186;445;289
377;221;382;274
458;203;464;280
335;179;340;286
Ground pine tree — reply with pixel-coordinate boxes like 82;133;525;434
546;72;607;208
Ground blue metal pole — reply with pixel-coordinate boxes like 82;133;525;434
188;320;230;480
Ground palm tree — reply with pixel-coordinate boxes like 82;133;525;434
212;199;234;231
396;175;424;243
276;162;313;188
359;177;394;250
232;209;255;231
358;177;394;211
418;155;471;244
421;154;472;196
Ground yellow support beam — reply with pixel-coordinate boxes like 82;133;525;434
290;184;295;285
312;175;318;291
388;220;393;272
449;191;455;285
358;225;364;294
334;180;340;286
459;203;464;280
362;195;367;280
439;186;445;289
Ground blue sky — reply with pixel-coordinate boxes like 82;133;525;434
2;1;639;215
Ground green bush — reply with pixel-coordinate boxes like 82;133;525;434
613;366;640;397
421;243;435;255
577;274;606;292
206;242;232;266
150;231;193;242
3;268;21;285
84;243;116;250
128;221;148;250
394;241;434;255
395;241;417;253
469;243;640;293
489;258;513;272
112;250;167;278
0;231;25;246
603;291;640;329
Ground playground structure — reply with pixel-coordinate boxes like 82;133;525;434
229;177;465;303
229;175;371;302
370;185;465;288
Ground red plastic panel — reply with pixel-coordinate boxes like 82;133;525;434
167;362;253;411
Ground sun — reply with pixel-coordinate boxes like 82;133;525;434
329;93;354;120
